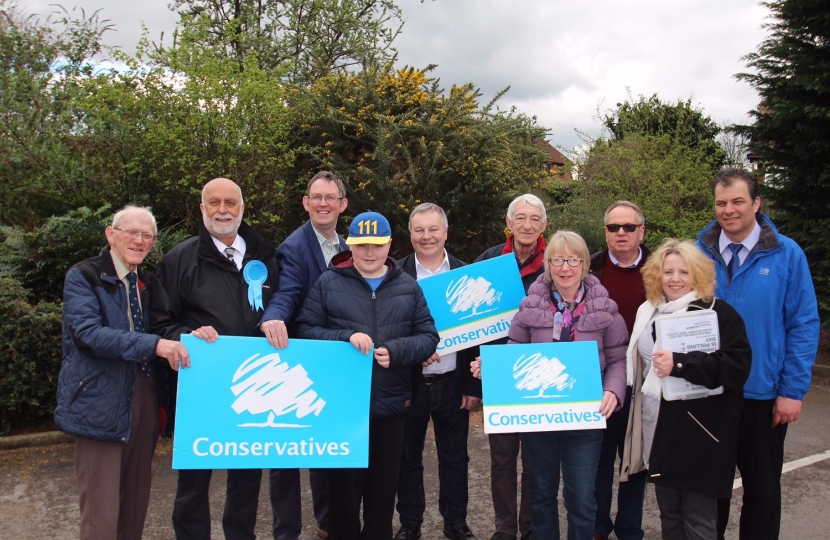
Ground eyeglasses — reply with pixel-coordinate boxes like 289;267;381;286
549;257;583;267
605;223;640;233
113;228;157;243
308;195;344;204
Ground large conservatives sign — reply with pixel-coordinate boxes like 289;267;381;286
481;341;606;434
417;254;526;355
173;335;372;469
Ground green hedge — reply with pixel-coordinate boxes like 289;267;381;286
0;278;63;433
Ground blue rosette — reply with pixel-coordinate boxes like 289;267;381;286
243;260;268;311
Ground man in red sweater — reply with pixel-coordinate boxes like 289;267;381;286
589;201;650;540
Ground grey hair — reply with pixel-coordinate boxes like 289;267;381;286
408;203;448;229
604;200;645;226
111;205;157;235
507;194;547;221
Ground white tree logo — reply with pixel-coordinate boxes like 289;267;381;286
513;352;576;398
446;275;503;320
230;353;326;428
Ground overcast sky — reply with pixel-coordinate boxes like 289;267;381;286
22;0;770;151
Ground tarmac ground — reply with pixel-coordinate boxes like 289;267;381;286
2;379;830;539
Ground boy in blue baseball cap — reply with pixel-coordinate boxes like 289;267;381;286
295;211;440;540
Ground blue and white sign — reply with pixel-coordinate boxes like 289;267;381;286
481;341;606;434
417;254;526;354
173;335;372;469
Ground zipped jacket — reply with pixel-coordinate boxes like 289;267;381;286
696;214;819;400
294;252;440;418
147;221;278;432
55;246;163;443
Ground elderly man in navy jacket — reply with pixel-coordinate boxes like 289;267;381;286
260;171;348;540
55;205;189;540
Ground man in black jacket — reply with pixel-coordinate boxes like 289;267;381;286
295;210;439;540
149;177;279;540
393;203;481;540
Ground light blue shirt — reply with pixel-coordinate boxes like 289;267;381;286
719;221;761;267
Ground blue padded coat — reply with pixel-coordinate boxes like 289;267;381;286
294;252;440;418
54;246;162;443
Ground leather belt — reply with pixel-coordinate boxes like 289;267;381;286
422;370;456;385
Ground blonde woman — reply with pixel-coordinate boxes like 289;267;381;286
620;239;751;540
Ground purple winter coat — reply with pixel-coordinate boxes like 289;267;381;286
507;273;629;411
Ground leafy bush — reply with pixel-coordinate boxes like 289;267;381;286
547;196;614;255
0;278;63;433
577;134;716;248
0;206;111;304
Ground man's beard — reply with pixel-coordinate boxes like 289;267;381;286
203;212;242;238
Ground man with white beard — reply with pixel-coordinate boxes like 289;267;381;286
150;177;279;539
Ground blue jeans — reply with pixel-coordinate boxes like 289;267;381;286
521;429;603;540
396;375;470;528
594;387;646;540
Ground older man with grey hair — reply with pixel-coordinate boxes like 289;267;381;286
394;203;482;540
150;177;279;540
474;193;549;540
55;205;190;540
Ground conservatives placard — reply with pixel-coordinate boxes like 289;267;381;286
417;254;526;355
173;335;372;469
481;341;606;434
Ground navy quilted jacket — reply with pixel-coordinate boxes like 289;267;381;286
54;246;162;443
294;252;440;418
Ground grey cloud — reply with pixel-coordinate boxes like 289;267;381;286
19;0;767;150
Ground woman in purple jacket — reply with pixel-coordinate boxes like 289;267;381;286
475;230;628;540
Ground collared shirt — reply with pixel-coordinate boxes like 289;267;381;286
312;225;341;266
608;246;643;268
110;251;139;332
414;250;456;375
211;234;247;270
719;221;761;267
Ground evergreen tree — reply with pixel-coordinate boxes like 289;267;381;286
735;0;830;322
602;92;726;169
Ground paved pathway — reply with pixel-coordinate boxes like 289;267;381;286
2;381;830;539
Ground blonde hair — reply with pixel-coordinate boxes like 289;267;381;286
641;239;716;304
544;230;590;282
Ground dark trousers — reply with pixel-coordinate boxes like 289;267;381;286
396;376;470;529
328;416;408;540
269;469;330;540
172;468;262;540
594;387;646;540
489;433;533;537
656;485;718;540
75;369;159;540
716;398;787;540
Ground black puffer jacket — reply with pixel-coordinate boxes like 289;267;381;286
295;252;440;418
148;221;278;432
